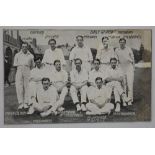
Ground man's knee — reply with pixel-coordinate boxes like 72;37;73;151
86;102;92;110
81;85;88;92
106;103;114;110
70;85;76;93
62;86;68;94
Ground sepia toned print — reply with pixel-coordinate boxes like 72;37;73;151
4;28;151;124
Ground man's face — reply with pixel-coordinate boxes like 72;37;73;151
76;36;84;47
96;79;103;89
42;80;50;90
94;60;100;70
35;59;42;68
75;60;82;71
119;40;126;49
49;40;56;49
22;43;28;53
102;39;109;48
110;60;117;69
55;61;61;71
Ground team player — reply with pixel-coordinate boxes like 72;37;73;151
115;38;135;105
51;60;68;110
88;59;105;87
70;58;88;112
86;77;114;115
14;42;34;110
27;78;59;116
96;36;117;72
105;58;129;112
28;56;53;106
69;35;93;72
42;39;66;71
39;60;69;117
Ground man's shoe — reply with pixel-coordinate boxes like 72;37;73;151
76;104;81;112
23;103;29;109
27;106;35;115
123;102;127;107
40;109;57;117
58;107;65;112
115;102;120;112
18;103;24;110
128;101;133;106
81;103;86;112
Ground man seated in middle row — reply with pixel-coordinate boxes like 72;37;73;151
70;58;88;112
88;59;105;87
105;57;129;112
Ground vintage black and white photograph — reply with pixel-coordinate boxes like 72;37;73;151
3;28;152;124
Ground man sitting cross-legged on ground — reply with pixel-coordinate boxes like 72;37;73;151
40;60;69;117
70;58;88;112
27;77;59;117
105;57;129;112
86;77;114;115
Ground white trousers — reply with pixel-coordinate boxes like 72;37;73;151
122;65;134;102
15;66;30;104
55;85;68;106
32;101;52;112
106;81;124;103
86;102;114;114
70;85;88;104
28;81;42;104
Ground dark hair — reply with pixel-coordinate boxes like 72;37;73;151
93;59;101;65
76;35;84;40
48;39;56;45
119;38;126;43
42;77;50;84
95;77;103;82
34;55;43;62
74;58;82;64
110;57;118;62
22;42;28;46
102;36;109;42
54;59;61;65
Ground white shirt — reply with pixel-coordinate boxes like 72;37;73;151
30;66;53;84
70;68;88;83
115;46;134;66
88;69;105;85
13;50;34;68
105;66;124;80
69;46;93;62
36;86;58;106
96;47;117;64
52;68;68;83
87;85;111;101
42;48;66;65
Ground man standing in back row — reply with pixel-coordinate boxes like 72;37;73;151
115;38;135;105
42;39;66;71
96;36;117;72
69;35;93;72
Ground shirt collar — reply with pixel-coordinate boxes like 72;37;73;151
75;68;83;74
20;50;31;55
